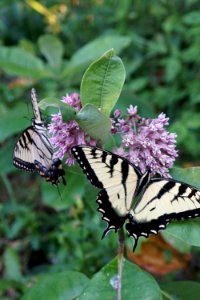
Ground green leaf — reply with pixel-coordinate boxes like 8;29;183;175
39;98;77;122
80;49;125;116
0;46;49;78
171;167;200;189
21;271;89;300
38;35;64;68
165;219;200;247
163;167;200;247
64;35;131;77
0;140;16;174
0;103;29;142
161;230;191;253
161;281;200;300
183;11;200;24
76;104;112;145
128;77;148;92
4;247;23;282
79;257;162;300
164;57;182;82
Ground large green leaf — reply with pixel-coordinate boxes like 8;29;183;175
76;104;112;145
171;167;200;189
38;35;64;68
161;281;200;300
80;49;125;116
63;34;130;77
0;103;29;142
21;271;89;300
79;257;161;300
0;46;49;78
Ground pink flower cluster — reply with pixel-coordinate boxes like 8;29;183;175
112;105;178;177
48;93;96;166
48;92;178;177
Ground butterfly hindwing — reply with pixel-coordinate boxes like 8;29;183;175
126;178;200;244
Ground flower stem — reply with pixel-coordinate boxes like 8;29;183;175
117;228;124;300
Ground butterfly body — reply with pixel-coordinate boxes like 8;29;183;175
72;145;200;250
13;89;66;185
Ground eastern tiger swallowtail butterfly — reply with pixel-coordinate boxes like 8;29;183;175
13;88;66;186
72;145;200;251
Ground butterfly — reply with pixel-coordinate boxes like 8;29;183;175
72;145;200;250
13;88;66;186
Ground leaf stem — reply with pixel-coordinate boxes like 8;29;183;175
1;174;16;203
160;289;174;300
117;228;124;300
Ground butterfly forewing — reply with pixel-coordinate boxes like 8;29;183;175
32;126;54;169
72;146;141;217
13;127;36;171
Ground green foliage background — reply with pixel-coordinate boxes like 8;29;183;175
1;1;200;299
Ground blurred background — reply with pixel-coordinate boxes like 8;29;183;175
1;1;200;299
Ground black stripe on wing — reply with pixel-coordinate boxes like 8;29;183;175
71;146;104;189
127;178;200;250
13;126;35;171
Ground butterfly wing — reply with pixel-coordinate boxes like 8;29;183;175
72;146;141;236
126;178;200;246
13;126;37;172
13;123;65;185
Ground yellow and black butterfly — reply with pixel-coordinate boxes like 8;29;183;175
13;88;66;185
72;146;200;250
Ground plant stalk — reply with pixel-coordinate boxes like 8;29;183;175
117;228;124;300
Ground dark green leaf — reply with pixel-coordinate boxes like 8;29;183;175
0;103;29;142
165;57;182;82
4;247;23;282
80;49;125;116
183;11;200;24
76;104;112;145
38;35;64;68
63;35;130;77
0;46;49;78
0;140;15;174
161;281;200;300
21;271;89;300
79;257;162;300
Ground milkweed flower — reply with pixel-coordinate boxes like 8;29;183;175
48;93;96;166
112;106;178;177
